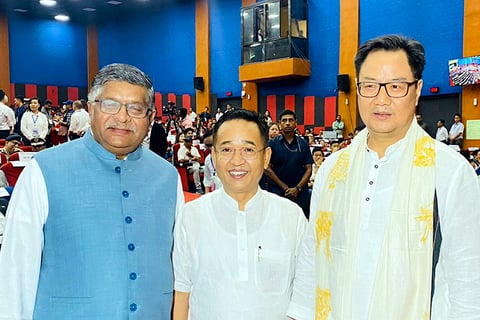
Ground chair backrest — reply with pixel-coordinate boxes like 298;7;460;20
172;143;182;166
0;163;24;187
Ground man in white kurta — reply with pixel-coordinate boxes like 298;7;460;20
289;35;480;320
173;109;307;320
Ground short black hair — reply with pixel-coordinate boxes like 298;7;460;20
184;127;194;135
454;113;462;118
354;34;426;80
311;147;323;155
213;109;268;147
0;89;5;101
279;109;296;120
438;119;445;125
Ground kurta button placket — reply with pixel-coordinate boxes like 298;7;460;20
129;272;137;280
129;303;137;312
122;190;129;198
125;216;133;224
115;166;121;173
128;243;135;251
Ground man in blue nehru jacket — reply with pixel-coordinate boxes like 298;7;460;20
0;63;184;319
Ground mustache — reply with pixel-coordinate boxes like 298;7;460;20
105;120;137;132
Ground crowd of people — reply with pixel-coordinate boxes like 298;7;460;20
0;35;479;320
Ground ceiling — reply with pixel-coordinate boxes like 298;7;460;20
1;0;170;25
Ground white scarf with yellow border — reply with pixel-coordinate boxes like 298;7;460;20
315;119;436;319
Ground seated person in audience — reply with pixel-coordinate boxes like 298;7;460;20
177;136;203;194
173;109;307;320
0;134;23;160
308;147;324;189
30;138;47;152
202;135;222;193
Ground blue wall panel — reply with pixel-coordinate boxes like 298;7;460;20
259;0;340;98
8;15;87;87
359;0;464;96
97;1;195;95
209;0;243;98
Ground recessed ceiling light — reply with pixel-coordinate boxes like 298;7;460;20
107;1;122;5
40;0;57;7
82;8;96;12
54;14;70;22
14;8;28;13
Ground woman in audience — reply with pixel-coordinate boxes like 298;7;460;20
268;122;280;140
20;97;48;146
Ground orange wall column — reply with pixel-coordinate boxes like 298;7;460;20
195;0;211;111
0;14;11;94
338;0;359;135
87;25;99;92
462;0;480;148
241;0;258;112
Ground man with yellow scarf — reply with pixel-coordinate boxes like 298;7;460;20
288;35;480;320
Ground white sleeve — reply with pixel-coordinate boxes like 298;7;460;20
287;166;326;320
20;115;33;140
432;156;480;319
203;156;213;187
173;198;193;294
0;160;48;320
40;114;49;139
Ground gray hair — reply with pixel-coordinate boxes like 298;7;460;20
88;63;155;109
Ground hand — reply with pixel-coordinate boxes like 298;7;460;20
284;187;299;200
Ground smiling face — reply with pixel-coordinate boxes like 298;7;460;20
357;49;422;147
88;81;154;159
212;119;271;207
29;99;40;113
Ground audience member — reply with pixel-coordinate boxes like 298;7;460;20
13;95;27;135
308;146;323;189
332;114;345;138
448;113;464;146
0;89;15;139
0;134;23;159
149;117;168;159
201;134;221;193
215;107;223;121
435;119;448;144
268;122;280;140
20;97;49;145
173;109;307;320
416;113;431;136
177;136;203;194
68;100;90;139
265;109;313;218
0;63;184;319
291;34;480;319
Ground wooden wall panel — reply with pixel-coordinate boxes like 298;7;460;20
462;0;480;148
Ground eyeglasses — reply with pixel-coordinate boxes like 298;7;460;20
214;145;267;160
94;99;151;118
356;80;418;98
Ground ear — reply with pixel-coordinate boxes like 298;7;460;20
263;146;272;169
415;79;423;105
148;109;156;123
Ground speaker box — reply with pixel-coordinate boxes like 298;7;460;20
337;74;350;92
193;77;204;91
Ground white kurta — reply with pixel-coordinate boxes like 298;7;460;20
173;187;307;320
291;138;480;320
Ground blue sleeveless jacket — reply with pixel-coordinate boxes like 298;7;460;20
33;131;178;319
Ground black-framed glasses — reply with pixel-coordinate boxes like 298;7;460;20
94;99;152;118
214;145;267;160
356;80;418;98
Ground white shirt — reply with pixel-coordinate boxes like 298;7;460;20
189;111;197;123
435;126;449;142
449;121;464;140
0;102;15;131
69;109;90;134
177;143;200;164
291;138;480;320
0;160;185;319
20;111;49;140
173;187;307;320
215;111;223;121
202;153;222;190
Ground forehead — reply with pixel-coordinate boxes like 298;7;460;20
280;114;295;121
359;49;414;79
97;81;148;101
216;119;263;144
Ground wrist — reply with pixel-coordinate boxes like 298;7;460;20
296;185;302;192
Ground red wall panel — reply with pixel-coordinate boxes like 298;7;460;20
47;86;59;106
284;95;295;112
324;96;337;128
67;87;79;100
266;95;277;122
303;96;315;125
25;84;37;98
182;94;191;109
